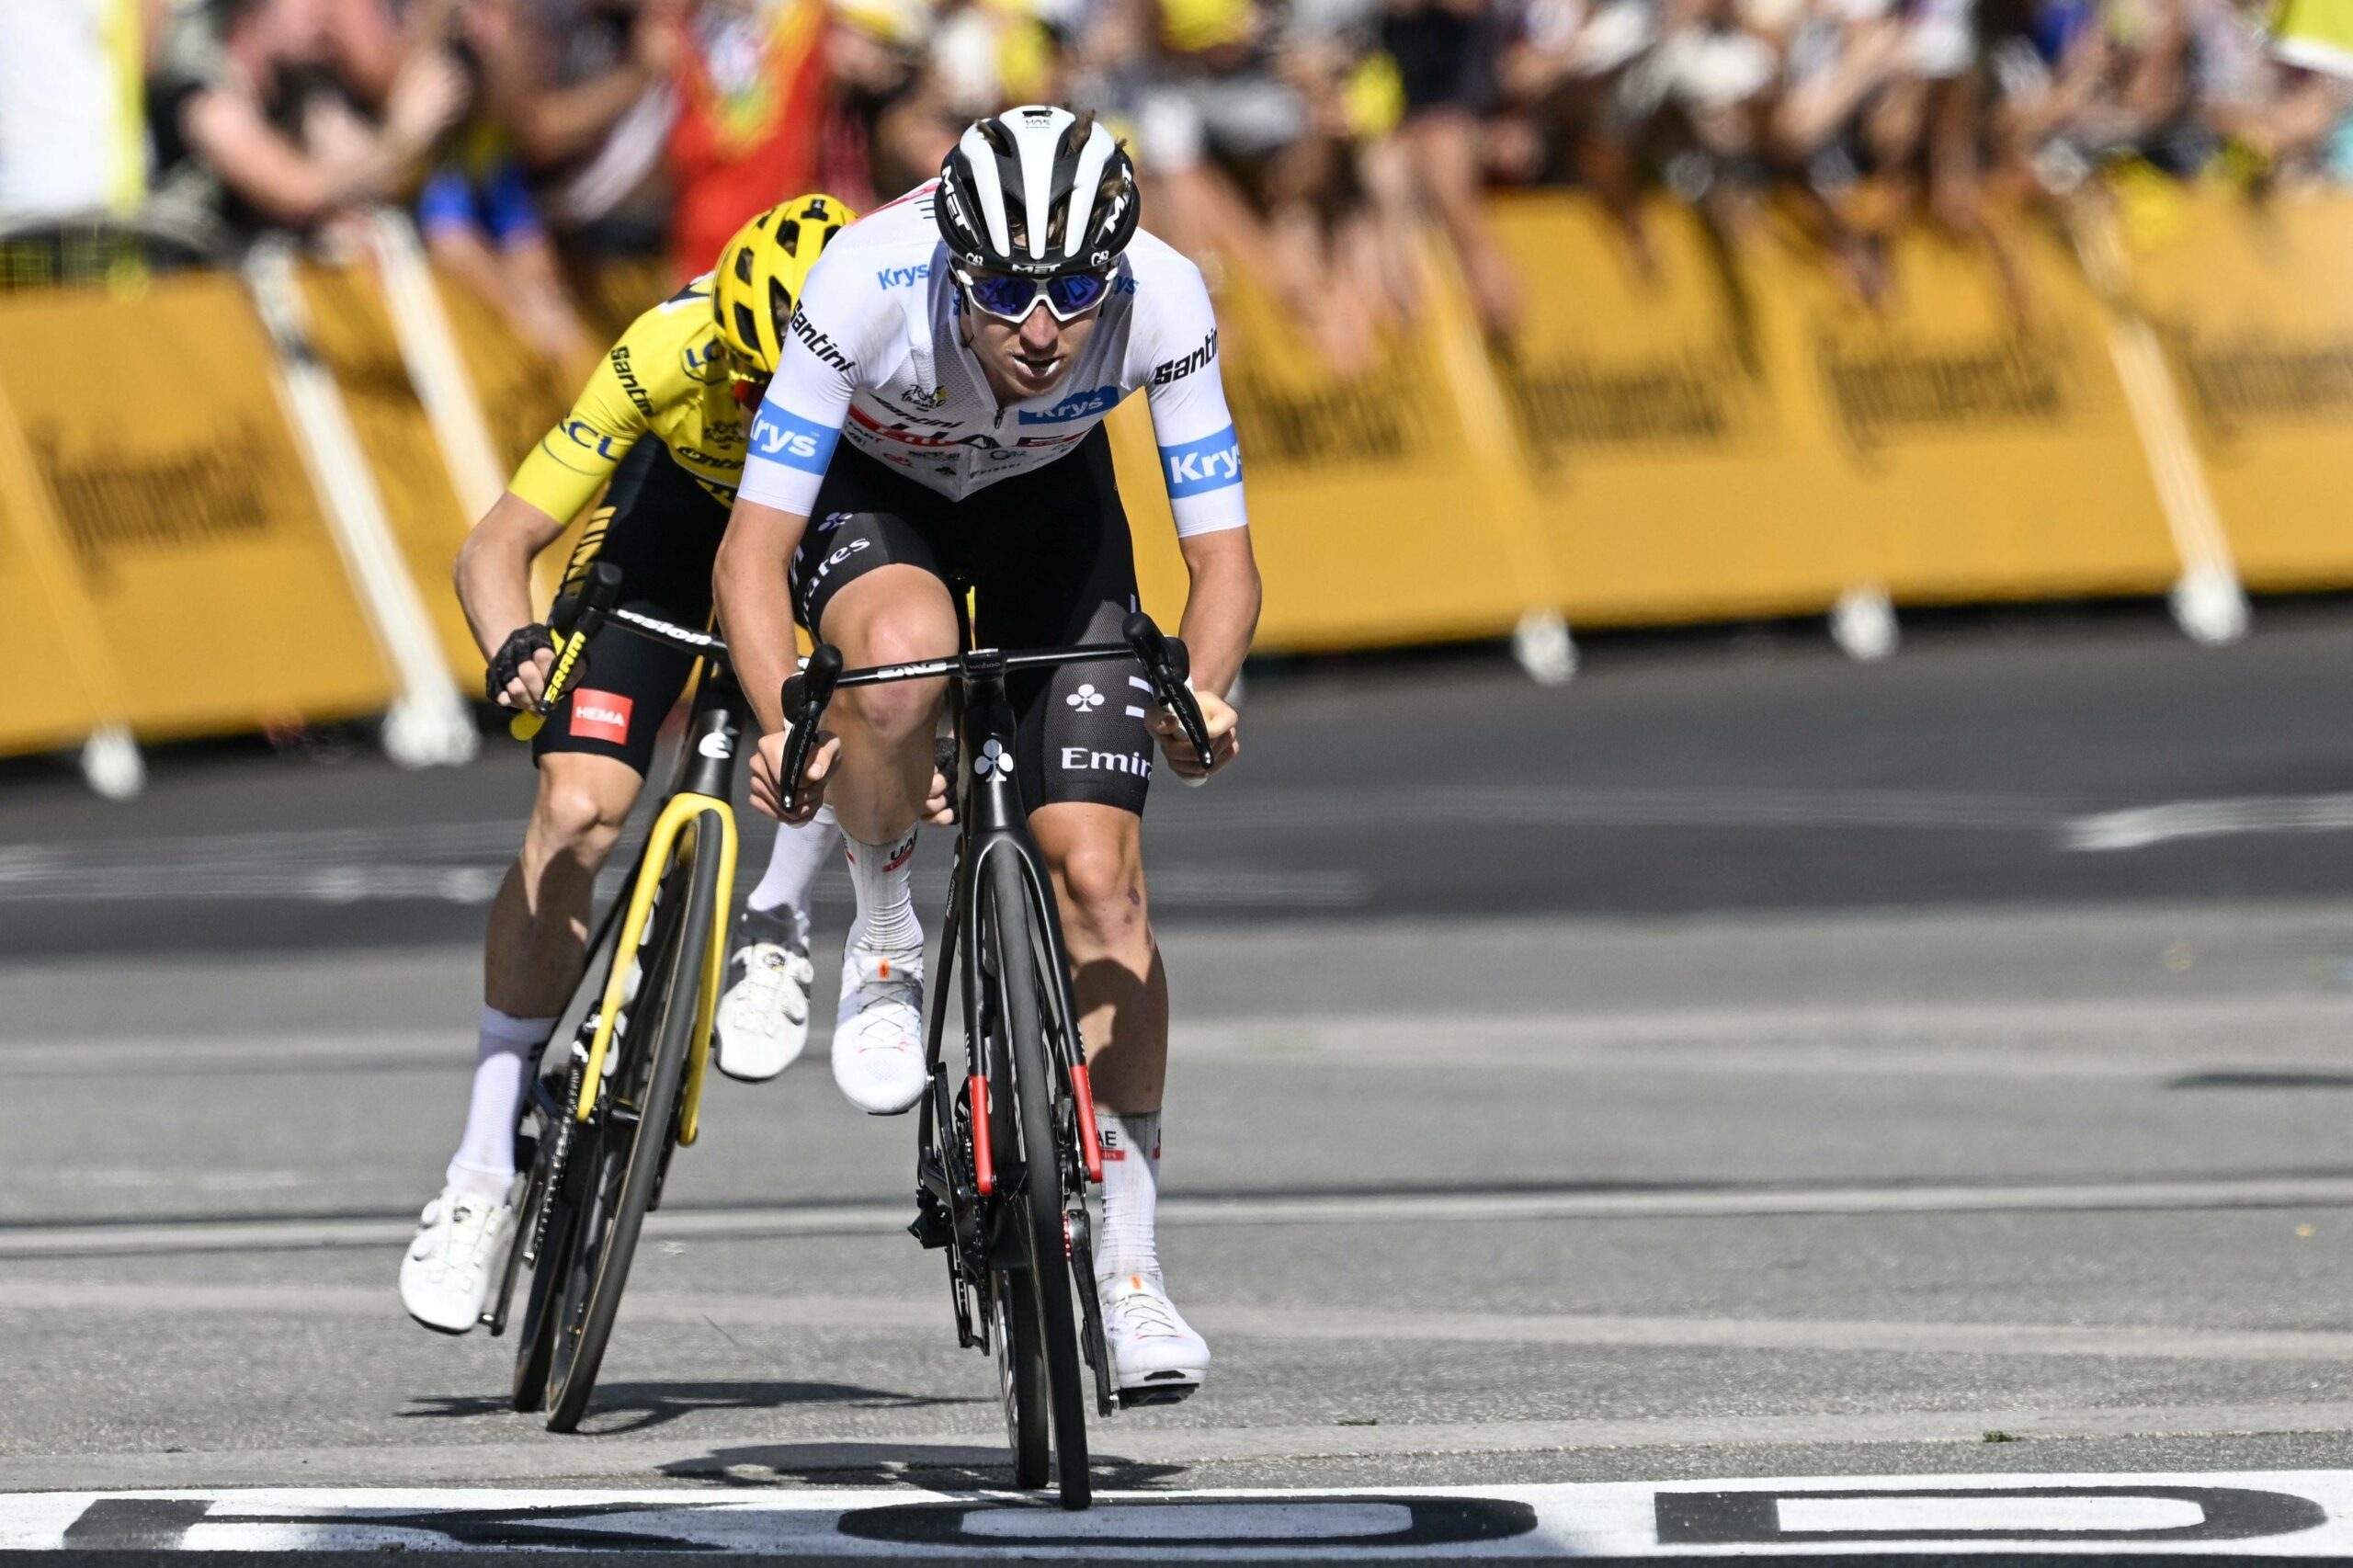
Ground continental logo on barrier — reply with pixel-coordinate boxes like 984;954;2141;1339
1814;328;2078;456
1499;345;1758;463
1225;360;1429;467
28;421;274;589
2159;325;2353;445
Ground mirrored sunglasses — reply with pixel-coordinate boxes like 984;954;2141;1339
957;267;1114;324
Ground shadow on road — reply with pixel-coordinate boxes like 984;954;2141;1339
660;1441;1190;1491
404;1381;979;1436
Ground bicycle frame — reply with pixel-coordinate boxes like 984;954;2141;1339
572;665;744;1148
930;650;1100;1190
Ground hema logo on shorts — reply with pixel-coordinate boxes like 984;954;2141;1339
1061;747;1153;778
1158;426;1243;497
570;689;634;745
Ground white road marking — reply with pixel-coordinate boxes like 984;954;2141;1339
7;1170;2353;1258
3;1473;2351;1555
2065;794;2353;851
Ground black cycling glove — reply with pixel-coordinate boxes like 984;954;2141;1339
486;623;556;708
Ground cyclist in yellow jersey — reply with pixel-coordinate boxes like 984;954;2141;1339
400;196;859;1335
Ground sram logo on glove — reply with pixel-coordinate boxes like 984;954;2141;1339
570;690;634;744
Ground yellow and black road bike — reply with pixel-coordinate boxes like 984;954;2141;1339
483;564;745;1431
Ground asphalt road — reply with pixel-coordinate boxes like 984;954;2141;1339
6;603;2353;1558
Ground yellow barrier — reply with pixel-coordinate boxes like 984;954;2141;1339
0;274;394;740
6;189;2351;769
1118;245;1565;650
0;378;118;754
2123;188;2353;590
1750;215;2181;603
299;262;485;682
1489;197;1866;624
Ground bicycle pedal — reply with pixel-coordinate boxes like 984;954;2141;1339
1117;1378;1199;1409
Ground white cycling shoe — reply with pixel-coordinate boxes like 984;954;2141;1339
1100;1269;1210;1403
833;943;926;1115
399;1186;517;1335
715;904;816;1082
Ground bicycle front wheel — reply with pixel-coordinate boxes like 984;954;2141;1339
983;848;1091;1509
543;812;724;1432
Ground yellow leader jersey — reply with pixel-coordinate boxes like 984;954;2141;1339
508;278;746;519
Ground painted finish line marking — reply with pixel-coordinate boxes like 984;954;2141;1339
3;1473;2347;1556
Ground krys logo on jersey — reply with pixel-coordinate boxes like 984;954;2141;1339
1017;384;1120;425
1158;426;1244;496
749;406;841;474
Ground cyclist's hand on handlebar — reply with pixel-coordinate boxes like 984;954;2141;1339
1150;689;1238;781
487;625;557;711
751;726;841;824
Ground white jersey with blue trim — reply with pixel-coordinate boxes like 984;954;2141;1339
736;180;1246;537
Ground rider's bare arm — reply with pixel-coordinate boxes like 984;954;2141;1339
455;491;569;705
712;495;810;736
714;495;838;822
1152;528;1257;778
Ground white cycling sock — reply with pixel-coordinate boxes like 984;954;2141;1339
746;804;839;934
845;824;922;954
1096;1108;1162;1283
446;1006;553;1203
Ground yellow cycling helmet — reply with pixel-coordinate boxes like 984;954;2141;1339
713;193;858;377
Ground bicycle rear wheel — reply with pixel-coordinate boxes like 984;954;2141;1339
542;812;723;1431
983;848;1091;1509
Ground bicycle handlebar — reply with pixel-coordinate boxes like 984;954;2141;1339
770;612;1217;812
510;562;622;741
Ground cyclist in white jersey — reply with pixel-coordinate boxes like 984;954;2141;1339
714;105;1260;1401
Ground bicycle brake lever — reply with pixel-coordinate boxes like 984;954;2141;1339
511;563;621;741
1121;612;1214;772
777;642;843;817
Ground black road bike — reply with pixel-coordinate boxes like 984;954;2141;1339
774;614;1213;1511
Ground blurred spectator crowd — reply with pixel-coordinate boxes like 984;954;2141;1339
1;0;2349;369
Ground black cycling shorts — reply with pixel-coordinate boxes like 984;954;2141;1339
533;441;729;778
794;428;1156;816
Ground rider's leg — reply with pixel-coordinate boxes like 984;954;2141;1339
405;750;642;1333
1032;801;1166;1249
743;806;841;937
1031;802;1207;1392
808;562;959;1111
813;562;957;849
453;750;643;1187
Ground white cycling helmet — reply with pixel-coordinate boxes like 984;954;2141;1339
936;105;1142;279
